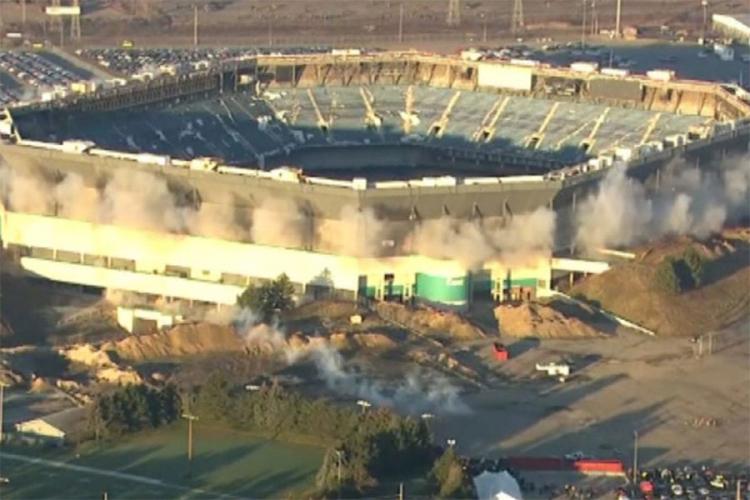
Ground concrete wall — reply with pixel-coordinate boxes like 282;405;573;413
0;208;552;307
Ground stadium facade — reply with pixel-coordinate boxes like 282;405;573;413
0;51;748;309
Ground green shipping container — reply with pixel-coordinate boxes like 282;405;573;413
414;273;469;307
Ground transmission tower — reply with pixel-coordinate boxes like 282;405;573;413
511;0;524;36
447;0;460;26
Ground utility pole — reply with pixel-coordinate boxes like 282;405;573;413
615;0;622;37
21;0;27;31
398;2;404;43
182;413;199;476
511;0;525;37
71;0;82;41
632;430;639;484
398;482;404;500
581;0;587;46
701;0;708;41
591;0;599;35
193;4;198;47
481;12;487;43
447;0;460;26
708;331;713;355
0;382;6;445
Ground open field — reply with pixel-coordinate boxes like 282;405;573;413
0;424;324;499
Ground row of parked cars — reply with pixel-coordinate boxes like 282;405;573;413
77;46;332;76
0;51;81;91
630;465;749;500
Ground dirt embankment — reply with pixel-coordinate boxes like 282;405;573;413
572;232;750;336
495;300;607;338
104;323;244;362
375;302;485;342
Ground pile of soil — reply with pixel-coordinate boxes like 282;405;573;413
59;343;143;385
105;323;244;361
574;231;750;336
329;332;397;351
375;302;485;341
494;302;604;338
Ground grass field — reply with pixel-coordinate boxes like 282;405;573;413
0;423;324;499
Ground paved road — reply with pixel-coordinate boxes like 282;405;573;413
0;451;241;499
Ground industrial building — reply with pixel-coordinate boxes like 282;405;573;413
0;51;748;309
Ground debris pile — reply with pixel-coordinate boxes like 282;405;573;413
494;302;604;338
59;343;142;385
375;302;484;341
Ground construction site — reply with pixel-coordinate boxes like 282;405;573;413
0;1;748;498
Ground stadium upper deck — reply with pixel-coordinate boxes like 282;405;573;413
9;85;707;177
5;50;749;181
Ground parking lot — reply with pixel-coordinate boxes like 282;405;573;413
0;50;97;106
76;46;332;77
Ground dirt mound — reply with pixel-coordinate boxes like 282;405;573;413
106;323;244;361
330;332;397;351
60;343;116;367
494;302;604;338
375;303;485;341
29;377;60;393
574;231;750;336
59;343;142;385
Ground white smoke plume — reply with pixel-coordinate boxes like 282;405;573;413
0;167;54;214
250;197;307;248
409;207;557;269
0;165;250;241
310;344;470;415
575;155;750;252
318;205;389;257
224;307;469;415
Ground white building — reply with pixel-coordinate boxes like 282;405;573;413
14;407;86;444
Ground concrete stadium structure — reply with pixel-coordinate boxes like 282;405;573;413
0;51;749;309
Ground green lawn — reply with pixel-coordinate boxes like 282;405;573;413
1;423;324;499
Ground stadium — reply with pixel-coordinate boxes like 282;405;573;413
0;50;749;310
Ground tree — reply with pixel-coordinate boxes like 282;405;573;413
430;447;472;498
237;273;296;321
683;246;706;287
654;257;683;294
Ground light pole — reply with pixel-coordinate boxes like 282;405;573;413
701;0;708;41
182;413;199;477
632;430;639;484
480;13;487;43
356;400;372;413
0;382;6;445
334;449;343;485
447;438;456;448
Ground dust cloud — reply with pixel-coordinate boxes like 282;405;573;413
575;155;750;252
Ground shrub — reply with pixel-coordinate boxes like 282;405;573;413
654;257;683;294
683;246;706;287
